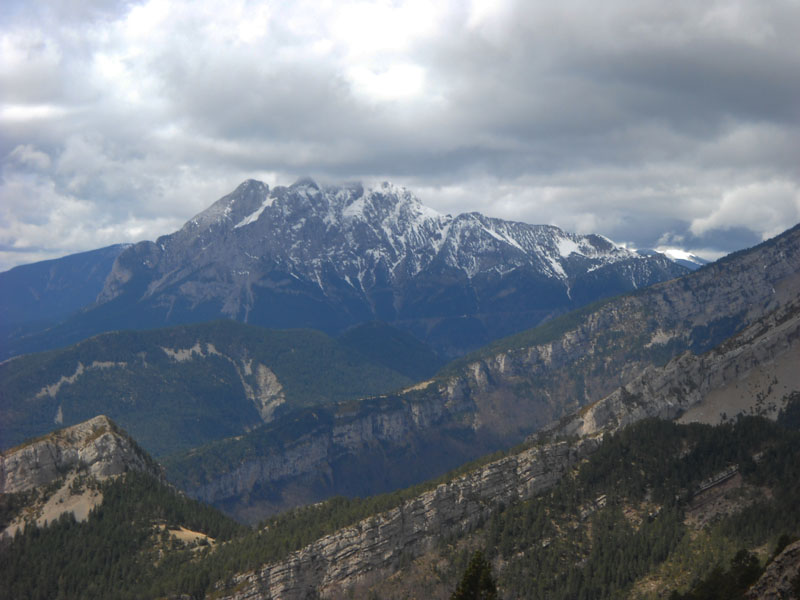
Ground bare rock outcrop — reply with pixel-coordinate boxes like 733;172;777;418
0;415;160;495
747;540;800;600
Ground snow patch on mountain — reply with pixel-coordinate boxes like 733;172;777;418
342;196;367;219
557;237;580;258
633;246;711;271
658;248;708;266
235;196;275;228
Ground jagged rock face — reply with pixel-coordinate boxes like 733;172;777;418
96;178;685;356
0;415;159;495
746;539;800;599
215;437;599;600
555;300;800;438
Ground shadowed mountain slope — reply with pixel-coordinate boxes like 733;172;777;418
0;320;418;456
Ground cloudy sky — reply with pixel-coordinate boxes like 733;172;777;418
2;0;799;270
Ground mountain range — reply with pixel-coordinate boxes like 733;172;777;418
1;178;687;360
2;179;799;599
3;217;798;525
2;261;799;596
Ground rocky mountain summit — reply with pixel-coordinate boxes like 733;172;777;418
81;178;685;357
0;415;162;537
0;415;158;495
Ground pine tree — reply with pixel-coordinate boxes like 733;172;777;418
451;550;498;600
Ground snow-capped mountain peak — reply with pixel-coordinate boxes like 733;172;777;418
636;247;710;271
183;179;270;233
102;178;688;356
161;177;678;287
659;248;708;266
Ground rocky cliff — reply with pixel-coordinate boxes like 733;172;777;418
746;539;800;600
168;382;484;521
555;298;800;438
215;436;600;600
0;415;163;537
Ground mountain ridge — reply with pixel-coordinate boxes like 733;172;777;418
3;178;686;360
0;414;164;538
211;282;800;598
2;224;800;598
104;178;684;312
0;320;421;456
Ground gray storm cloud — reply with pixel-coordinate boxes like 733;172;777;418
1;0;799;270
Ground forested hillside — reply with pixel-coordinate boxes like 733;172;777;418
3;403;799;599
351;403;800;599
0;320;422;455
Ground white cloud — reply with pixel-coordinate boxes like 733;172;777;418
690;180;800;239
347;63;426;101
8;144;51;170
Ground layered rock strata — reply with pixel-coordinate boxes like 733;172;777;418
555;300;800;437
217;436;600;599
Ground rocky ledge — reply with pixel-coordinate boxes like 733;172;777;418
554;299;800;438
